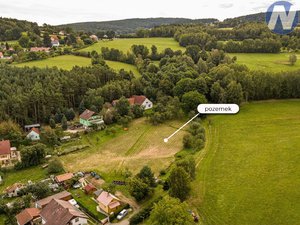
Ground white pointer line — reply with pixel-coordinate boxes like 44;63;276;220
164;113;200;143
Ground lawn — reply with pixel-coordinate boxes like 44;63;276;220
0;166;47;193
14;55;141;77
70;189;106;220
230;53;300;72
190;100;300;225
15;55;91;70
105;60;141;77
60;118;186;176
80;38;185;54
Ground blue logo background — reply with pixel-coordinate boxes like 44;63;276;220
266;1;298;35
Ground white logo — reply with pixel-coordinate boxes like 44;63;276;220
266;1;298;34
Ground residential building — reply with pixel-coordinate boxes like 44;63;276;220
51;36;60;47
5;183;24;198
40;199;88;225
55;173;74;184
90;35;99;41
112;95;153;110
0;52;3;58
27;128;40;141
16;208;41;225
30;47;50;52
84;183;96;194
79;109;105;128
35;191;72;209
97;191;121;214
24;124;41;132
0;140;21;166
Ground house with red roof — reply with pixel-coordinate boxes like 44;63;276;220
26;127;40;141
51;35;60;47
35;191;72;209
40;199;88;225
96;191;121;214
55;173;74;184
84;183;96;194
16;208;41;225
30;47;50;52
5;183;24;197
0;52;3;58
112;95;153;110
0;140;20;166
79;109;104;128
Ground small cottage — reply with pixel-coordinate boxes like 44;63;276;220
26;127;40;141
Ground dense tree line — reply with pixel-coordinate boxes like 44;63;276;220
1;49;300;127
0;65;127;125
0;17;40;41
219;39;282;53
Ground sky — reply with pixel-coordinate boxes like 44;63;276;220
0;0;298;25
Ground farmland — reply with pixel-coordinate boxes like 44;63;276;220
59;118;186;177
14;55;140;76
80;37;185;53
190;100;300;225
231;53;300;72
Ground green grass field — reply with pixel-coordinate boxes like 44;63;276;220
14;55;140;76
231;53;300;72
0;166;47;193
15;55;91;70
190;100;300;225
105;60;140;77
60;118;186;176
81;38;185;53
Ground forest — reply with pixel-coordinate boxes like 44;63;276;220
1;50;300;126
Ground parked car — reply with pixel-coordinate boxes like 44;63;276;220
117;209;128;220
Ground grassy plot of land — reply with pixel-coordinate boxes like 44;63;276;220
81;38;185;53
231;53;300;72
105;60;140;77
14;55;91;70
60;118;186;176
0;166;47;193
14;55;140;76
190;100;300;225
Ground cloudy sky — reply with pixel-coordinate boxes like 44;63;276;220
0;0;298;25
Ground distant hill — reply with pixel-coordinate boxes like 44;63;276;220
57;18;219;34
222;11;300;27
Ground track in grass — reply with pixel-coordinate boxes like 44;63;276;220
80;38;185;53
60;118;186;175
231;53;300;72
190;100;300;225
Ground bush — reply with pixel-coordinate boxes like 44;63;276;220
47;158;64;174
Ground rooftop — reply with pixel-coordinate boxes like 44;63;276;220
0;140;11;155
16;208;40;225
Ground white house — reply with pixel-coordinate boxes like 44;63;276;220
112;95;153;110
26;128;40;141
51;40;60;47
